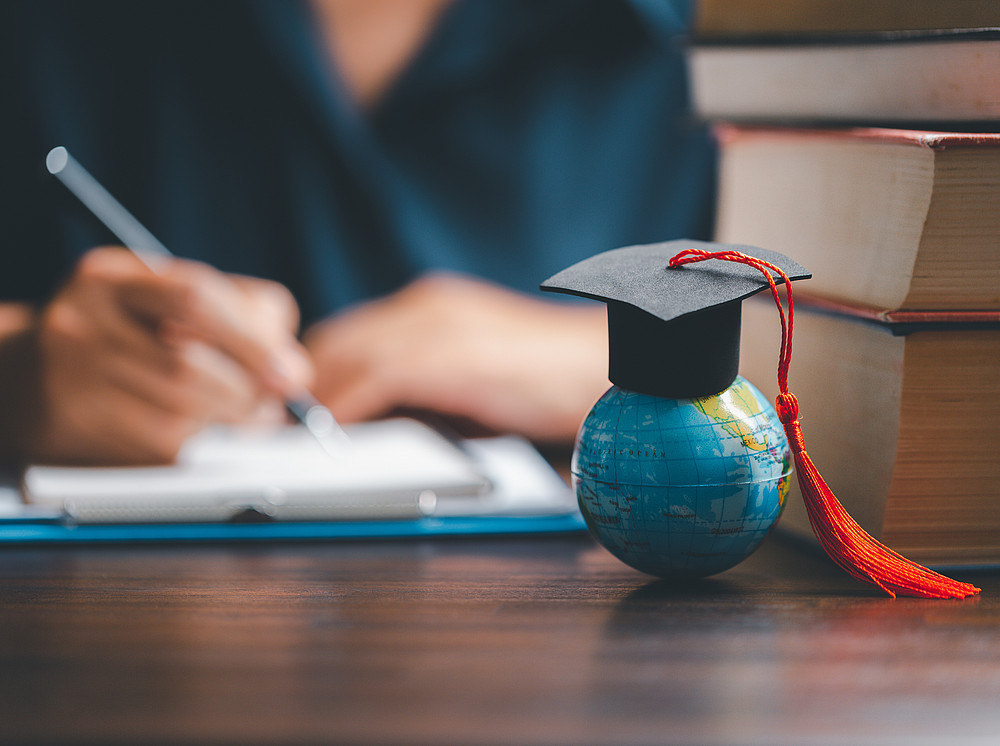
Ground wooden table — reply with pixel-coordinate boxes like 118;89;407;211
0;532;997;745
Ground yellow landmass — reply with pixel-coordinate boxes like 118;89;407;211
693;380;770;453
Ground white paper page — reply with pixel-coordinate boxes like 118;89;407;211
438;437;576;518
23;418;490;523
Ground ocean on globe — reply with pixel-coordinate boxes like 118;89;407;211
572;376;792;579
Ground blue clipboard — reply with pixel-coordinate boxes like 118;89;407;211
0;512;587;545
0;428;588;545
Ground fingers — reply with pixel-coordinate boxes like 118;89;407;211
304;273;610;442
29;247;311;464
164;264;312;395
59;391;207;466
101;337;269;424
108;256;314;396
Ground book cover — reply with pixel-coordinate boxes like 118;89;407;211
694;0;1000;40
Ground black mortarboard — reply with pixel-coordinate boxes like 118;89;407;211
540;239;811;399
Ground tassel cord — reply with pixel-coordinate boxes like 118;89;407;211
667;248;980;599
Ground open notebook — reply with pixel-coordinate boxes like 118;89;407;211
6;418;583;541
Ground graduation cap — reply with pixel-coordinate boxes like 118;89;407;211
540;239;980;600
540;239;809;399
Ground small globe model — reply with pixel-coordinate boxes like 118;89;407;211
572;376;792;579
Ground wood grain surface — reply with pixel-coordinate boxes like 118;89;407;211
0;533;997;745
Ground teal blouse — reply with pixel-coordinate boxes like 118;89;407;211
1;0;715;325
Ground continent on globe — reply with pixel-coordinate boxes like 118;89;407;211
693;384;772;453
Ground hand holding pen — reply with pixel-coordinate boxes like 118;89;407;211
31;147;348;465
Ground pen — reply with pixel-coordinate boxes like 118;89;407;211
45;145;351;457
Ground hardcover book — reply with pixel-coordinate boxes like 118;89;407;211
740;298;1000;566
713;125;1000;312
689;28;1000;127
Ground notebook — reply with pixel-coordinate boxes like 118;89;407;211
3;418;584;541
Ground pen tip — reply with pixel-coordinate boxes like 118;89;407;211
46;146;69;175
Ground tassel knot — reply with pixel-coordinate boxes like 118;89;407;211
775;391;799;424
775;392;805;454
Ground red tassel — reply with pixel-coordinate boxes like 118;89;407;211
668;248;980;599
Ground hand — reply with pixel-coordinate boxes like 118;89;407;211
303;273;609;443
23;247;314;464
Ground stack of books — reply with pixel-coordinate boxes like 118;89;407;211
687;1;1000;566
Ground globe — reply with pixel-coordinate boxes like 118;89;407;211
572;376;792;579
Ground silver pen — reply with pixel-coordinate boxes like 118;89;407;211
45;146;350;457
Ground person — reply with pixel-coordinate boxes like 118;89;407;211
0;0;715;465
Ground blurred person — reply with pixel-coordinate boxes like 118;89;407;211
0;0;715;465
